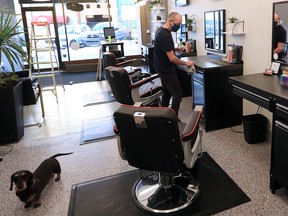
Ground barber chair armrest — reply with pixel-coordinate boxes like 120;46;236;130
114;125;127;160
181;106;203;142
129;74;159;89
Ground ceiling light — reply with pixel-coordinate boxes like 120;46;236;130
66;3;84;12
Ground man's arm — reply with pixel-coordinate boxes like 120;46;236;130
274;42;285;54
166;50;195;67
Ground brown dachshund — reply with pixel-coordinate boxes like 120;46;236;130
10;153;73;208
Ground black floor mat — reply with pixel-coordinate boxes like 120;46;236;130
68;152;250;216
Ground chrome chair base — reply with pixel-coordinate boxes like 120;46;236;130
132;172;199;214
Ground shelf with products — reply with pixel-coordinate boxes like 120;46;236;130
150;1;167;41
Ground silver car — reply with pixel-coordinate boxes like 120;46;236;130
58;24;90;49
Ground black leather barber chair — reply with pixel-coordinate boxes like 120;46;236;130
103;51;147;82
105;66;162;106
113;105;203;214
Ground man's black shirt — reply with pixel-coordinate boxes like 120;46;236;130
153;27;175;72
273;24;287;60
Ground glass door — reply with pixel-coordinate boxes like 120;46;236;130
21;7;62;70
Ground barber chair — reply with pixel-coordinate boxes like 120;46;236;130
102;51;147;82
113;105;203;214
105;66;162;106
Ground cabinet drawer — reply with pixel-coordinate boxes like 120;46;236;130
276;104;288;120
231;85;269;109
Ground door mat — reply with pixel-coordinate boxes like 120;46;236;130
83;91;115;107
80;116;116;145
68;152;250;215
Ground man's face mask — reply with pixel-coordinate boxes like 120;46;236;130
274;21;278;28
171;20;180;32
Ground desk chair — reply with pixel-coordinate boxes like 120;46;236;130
102;51;146;82
113;105;203;214
105;66;162;106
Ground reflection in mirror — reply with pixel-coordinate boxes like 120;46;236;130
273;2;288;63
204;9;226;53
176;14;187;46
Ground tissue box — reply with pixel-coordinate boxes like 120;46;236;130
280;74;288;86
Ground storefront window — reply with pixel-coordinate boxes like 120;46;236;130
15;0;141;67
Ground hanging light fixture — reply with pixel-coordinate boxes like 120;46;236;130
95;0;108;3
66;2;84;12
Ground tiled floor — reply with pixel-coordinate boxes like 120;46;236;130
1;80;288;215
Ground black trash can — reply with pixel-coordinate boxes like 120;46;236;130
242;114;267;144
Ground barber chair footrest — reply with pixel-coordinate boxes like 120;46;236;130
132;172;200;214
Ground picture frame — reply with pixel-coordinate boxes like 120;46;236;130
270;62;281;75
175;0;188;7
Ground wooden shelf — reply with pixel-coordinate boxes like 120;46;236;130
223;32;245;35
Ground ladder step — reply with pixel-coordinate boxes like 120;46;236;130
31;48;51;51
41;87;57;91
30;61;57;64
31;74;57;78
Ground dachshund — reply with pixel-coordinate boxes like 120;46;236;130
10;152;73;208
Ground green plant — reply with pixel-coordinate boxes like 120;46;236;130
227;16;238;24
0;9;26;73
149;0;161;11
0;72;19;89
186;14;195;26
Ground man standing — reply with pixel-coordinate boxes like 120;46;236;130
273;12;287;61
153;12;195;117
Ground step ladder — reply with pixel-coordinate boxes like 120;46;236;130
29;21;64;103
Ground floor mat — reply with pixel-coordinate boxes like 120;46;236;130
79;116;116;145
83;91;115;107
68;152;251;215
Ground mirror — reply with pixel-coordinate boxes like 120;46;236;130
204;9;226;53
176;14;188;46
272;2;288;62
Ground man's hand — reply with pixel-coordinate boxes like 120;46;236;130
186;60;196;67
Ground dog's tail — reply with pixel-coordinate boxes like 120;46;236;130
50;152;73;158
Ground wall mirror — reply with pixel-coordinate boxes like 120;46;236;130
272;1;288;62
204;9;226;53
176;14;188;45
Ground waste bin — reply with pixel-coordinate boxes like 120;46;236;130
242;114;267;144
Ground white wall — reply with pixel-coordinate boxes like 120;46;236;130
167;0;288;129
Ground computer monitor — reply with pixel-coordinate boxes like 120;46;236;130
103;27;116;39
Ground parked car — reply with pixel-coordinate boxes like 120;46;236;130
86;22;127;46
58;24;90;49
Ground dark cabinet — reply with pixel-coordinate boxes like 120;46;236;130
183;55;243;131
102;42;124;58
271;120;288;192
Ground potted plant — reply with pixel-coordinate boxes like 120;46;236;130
0;8;26;144
186;14;196;31
149;0;161;11
227;16;238;24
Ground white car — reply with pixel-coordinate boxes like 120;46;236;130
58;24;90;49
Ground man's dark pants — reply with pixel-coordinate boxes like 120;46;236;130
158;70;183;116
